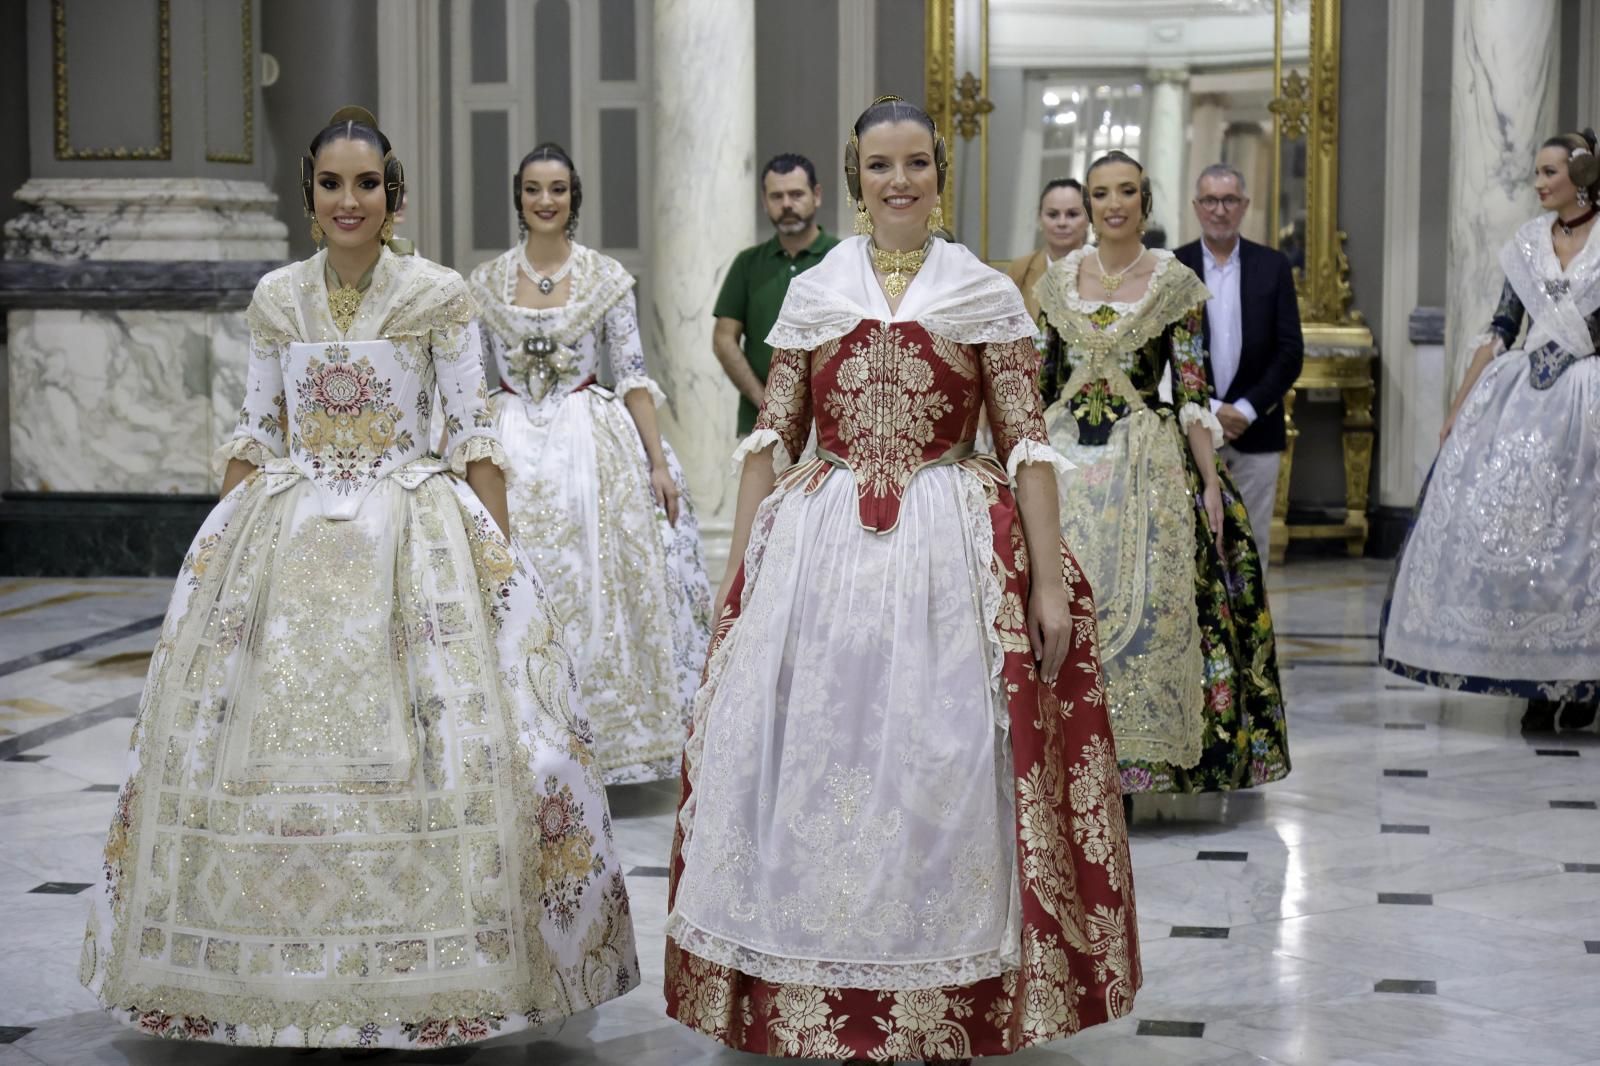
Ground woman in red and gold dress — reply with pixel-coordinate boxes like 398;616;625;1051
663;97;1139;1063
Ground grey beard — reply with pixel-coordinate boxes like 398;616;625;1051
772;211;815;233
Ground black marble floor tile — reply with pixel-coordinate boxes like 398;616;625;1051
0;1027;33;1044
1550;800;1597;810
1374;979;1437;994
1383;722;1428;730
1196;851;1248;862
1170;926;1230;939
4;754;46;763
1586;941;1600;954
82;784;119;792
627;866;670;878
1563;863;1600;873
1381;824;1430;834
0;613;164;679
27;882;92;894
1137;1020;1206;1038
1383;686;1425;693
1383;769;1428;778
1535;749;1581;757
1378;892;1433;905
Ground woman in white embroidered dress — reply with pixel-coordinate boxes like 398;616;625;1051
663;98;1139;1064
471;143;711;784
1383;130;1600;731
81;109;638;1049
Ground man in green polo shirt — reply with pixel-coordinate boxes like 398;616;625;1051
713;153;840;435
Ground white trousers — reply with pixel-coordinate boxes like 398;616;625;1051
1219;444;1281;571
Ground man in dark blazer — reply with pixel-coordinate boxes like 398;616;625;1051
1175;163;1304;568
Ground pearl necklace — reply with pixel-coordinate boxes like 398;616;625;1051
518;242;575;295
1094;246;1146;296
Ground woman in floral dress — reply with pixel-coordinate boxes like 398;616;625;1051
80;109;637;1049
663;97;1140;1064
1035;150;1288;795
472;143;711;784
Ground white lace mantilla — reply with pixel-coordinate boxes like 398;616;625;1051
766;236;1034;350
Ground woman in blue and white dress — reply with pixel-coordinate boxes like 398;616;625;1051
81;110;637;1049
1382;129;1600;731
471;143;711;784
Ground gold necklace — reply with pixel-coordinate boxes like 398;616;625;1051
324;256;378;333
1094;246;1146;296
870;239;930;299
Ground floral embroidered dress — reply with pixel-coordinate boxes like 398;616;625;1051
81;247;639;1049
1382;213;1600;704
471;245;711;784
1036;248;1288;794
664;235;1140;1061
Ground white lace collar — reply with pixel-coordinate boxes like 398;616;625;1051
765;235;1034;349
1502;212;1600;358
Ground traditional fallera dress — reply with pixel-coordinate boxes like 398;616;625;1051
81;247;639;1049
471;245;712;784
1382;213;1600;705
664;235;1141;1061
1036;248;1289;795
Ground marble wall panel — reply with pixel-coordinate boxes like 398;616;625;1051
9;308;247;495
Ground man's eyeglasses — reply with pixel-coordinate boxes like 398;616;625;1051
1197;196;1246;211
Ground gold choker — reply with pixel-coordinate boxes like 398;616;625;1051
870;240;929;299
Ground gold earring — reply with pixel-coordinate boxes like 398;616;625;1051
928;204;945;233
853;198;874;236
309;217;324;245
379;217;395;243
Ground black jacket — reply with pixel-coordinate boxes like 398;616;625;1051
1174;237;1304;453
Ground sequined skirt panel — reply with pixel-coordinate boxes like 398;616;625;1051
81;471;639;1048
1384;353;1600;692
490;388;712;784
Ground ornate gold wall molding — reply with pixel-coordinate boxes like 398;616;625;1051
1296;0;1365;334
924;0;957;226
52;0;173;161
204;0;255;164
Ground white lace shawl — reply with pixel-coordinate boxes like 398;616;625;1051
764;235;1035;350
1501;212;1600;357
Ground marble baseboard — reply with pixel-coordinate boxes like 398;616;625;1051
9;308;248;494
1409;306;1445;345
0;493;211;576
0;260;280;314
3;178;289;263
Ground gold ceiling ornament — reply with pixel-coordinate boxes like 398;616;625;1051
952;71;994;140
1269;67;1311;142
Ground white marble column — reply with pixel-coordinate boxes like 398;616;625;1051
648;0;755;574
1144;67;1189;240
1183;95;1226;246
1444;0;1558;395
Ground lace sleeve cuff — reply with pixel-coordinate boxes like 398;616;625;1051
211;435;277;479
730;428;793;477
1004;438;1076;492
1179;402;1225;448
448;433;510;477
613;375;668;407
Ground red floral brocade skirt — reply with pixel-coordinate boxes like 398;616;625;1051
663;455;1141;1060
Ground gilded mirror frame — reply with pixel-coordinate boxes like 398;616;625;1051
1282;0;1370;346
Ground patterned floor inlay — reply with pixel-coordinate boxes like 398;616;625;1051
1136;1020;1206;1037
27;883;93;895
1380;824;1430;834
1196;851;1249;862
1374;980;1437;994
1169;926;1230;939
1377;893;1433;905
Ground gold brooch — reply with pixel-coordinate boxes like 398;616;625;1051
870;241;929;299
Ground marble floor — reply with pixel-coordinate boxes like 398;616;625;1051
0;560;1596;1065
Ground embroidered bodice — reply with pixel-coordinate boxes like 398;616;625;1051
1487;214;1600;388
219;248;501;518
755;320;1049;532
1036;249;1215;446
471;244;664;412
